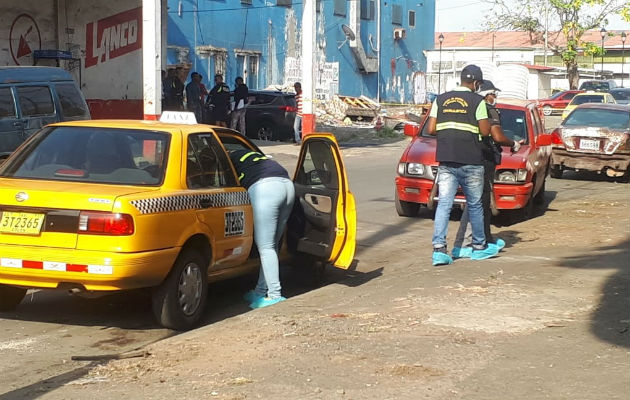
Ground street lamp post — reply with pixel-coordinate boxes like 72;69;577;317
622;32;627;87
438;33;444;94
600;28;607;78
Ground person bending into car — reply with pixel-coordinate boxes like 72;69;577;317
229;149;295;309
452;80;524;259
426;65;499;266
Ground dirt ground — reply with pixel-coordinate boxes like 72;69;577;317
20;137;628;400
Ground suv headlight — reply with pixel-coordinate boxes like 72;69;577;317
496;169;528;183
398;162;432;178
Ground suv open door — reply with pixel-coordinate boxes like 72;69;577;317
288;134;356;269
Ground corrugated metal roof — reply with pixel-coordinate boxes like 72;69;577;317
435;30;629;49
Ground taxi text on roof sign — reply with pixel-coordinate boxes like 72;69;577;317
159;111;198;124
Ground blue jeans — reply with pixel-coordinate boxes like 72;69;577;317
248;177;295;299
432;164;486;250
293;115;302;143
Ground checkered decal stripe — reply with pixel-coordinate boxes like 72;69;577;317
130;192;250;214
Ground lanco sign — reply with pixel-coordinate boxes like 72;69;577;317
85;7;142;68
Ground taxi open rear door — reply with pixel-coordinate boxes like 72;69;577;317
288;133;356;269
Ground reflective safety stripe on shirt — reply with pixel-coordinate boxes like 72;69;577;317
239;151;268;163
435;121;481;135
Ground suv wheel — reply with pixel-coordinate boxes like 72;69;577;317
256;123;274;141
395;191;419;217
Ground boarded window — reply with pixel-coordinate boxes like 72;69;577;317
333;0;346;16
361;0;375;20
392;4;403;25
408;10;416;27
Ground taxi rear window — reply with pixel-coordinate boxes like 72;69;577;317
0;126;170;186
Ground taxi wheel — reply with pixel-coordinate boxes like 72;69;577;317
152;249;208;331
395;191;419;217
0;284;27;311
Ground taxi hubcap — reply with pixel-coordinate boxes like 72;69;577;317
178;262;203;316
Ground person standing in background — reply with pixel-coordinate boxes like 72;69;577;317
185;72;204;122
293;82;303;145
207;74;231;126
163;68;184;110
230;77;248;134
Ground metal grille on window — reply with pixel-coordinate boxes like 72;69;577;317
392;4;403;25
248;56;259;90
214;52;227;77
361;0;375;20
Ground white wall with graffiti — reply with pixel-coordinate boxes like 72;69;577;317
0;0;156;118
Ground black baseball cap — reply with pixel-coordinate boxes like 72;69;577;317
479;80;500;92
461;64;484;82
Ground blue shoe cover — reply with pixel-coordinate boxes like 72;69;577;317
243;290;263;303
471;244;499;260
249;296;286;309
432;251;453;266
493;238;506;250
452;247;472;259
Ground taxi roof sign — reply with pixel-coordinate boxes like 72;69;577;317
159;111;198;124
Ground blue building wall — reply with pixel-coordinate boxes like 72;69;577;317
166;0;435;103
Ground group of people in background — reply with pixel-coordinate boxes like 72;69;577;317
162;69;249;134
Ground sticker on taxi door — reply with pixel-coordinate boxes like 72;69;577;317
224;211;245;237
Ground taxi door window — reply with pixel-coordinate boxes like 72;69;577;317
296;140;339;190
187;133;238;189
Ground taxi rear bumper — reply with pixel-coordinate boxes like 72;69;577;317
0;245;181;291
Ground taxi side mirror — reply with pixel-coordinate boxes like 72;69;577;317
536;134;552;146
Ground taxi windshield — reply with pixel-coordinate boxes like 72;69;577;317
0;126;170;186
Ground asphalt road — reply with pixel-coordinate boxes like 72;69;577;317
0;137;628;399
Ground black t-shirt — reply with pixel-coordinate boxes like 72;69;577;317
228;149;290;189
208;83;231;108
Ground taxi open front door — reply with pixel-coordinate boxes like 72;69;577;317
288;133;356;269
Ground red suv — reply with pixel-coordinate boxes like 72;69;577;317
538;90;583;116
395;99;553;219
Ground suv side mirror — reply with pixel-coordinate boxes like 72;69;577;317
536;134;552;146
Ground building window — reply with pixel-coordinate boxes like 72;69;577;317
316;0;322;13
408;10;415;27
247;55;259;89
241;0;252;4
361;0;375;20
277;0;291;7
214;52;227;77
392;4;403;25
333;0;346;16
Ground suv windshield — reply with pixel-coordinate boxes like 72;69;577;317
564;108;630;130
0;127;169;185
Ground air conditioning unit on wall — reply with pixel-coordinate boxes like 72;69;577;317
394;28;406;40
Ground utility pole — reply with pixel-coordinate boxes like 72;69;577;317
142;0;162;120
301;0;316;135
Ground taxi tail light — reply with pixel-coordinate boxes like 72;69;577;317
78;211;134;235
551;129;564;145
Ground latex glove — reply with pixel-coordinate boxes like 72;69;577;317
511;140;523;153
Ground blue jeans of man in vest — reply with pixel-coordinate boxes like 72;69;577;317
432;164;486;252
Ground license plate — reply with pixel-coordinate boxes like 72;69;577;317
0;212;45;235
579;138;600;151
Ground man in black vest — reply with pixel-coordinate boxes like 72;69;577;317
426;65;499;266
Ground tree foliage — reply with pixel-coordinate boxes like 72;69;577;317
484;0;630;89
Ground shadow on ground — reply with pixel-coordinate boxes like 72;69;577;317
559;238;630;348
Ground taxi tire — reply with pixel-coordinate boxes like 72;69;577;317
152;249;208;331
0;284;27;311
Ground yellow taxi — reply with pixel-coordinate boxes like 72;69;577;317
561;91;616;120
0;113;356;330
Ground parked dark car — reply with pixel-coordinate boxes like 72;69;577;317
579;80;618;92
550;103;630;180
610;87;630;105
245;90;297;141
